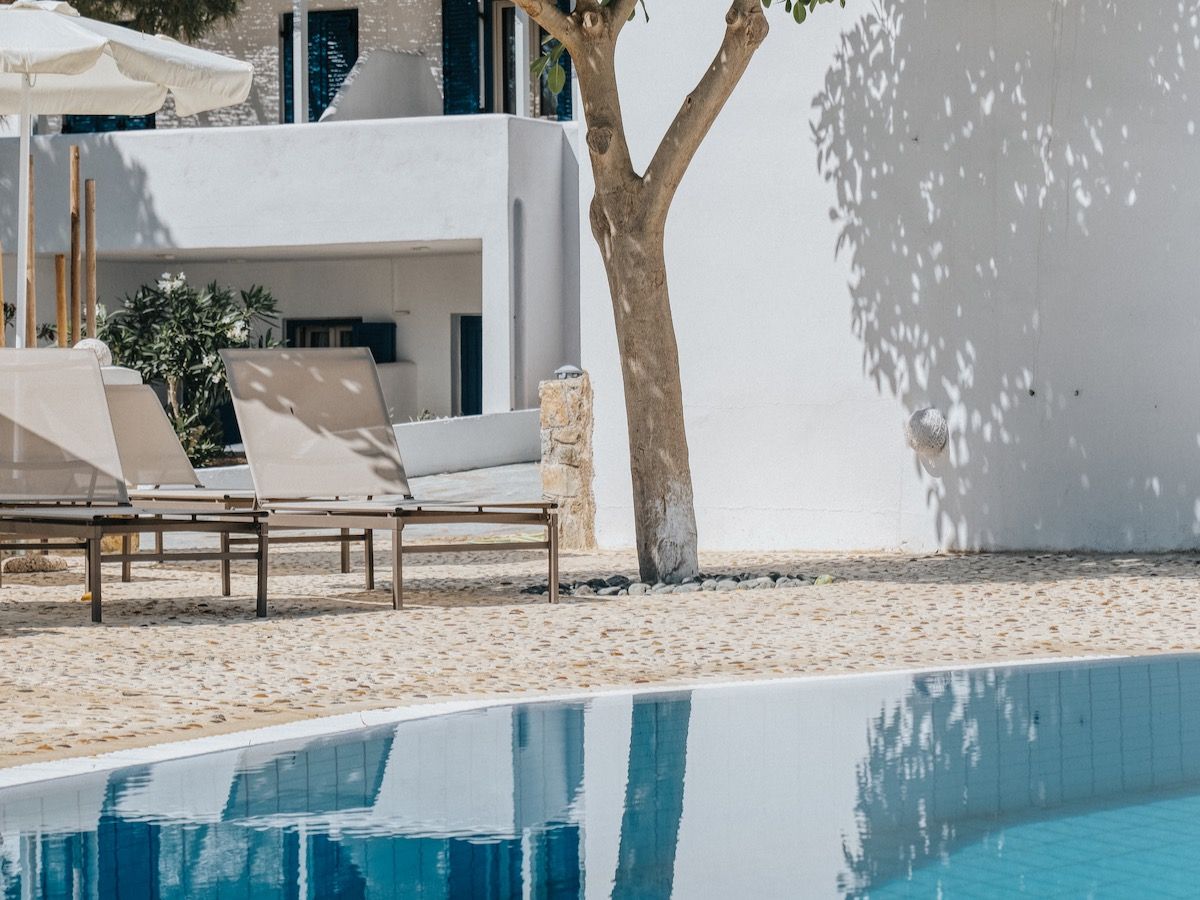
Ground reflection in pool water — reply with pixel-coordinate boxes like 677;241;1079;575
5;657;1200;897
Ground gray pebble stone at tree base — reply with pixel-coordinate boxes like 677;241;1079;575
520;572;836;597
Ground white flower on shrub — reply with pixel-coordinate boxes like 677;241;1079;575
156;271;187;292
225;319;249;342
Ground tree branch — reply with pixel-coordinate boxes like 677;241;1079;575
642;0;769;223
512;0;579;49
576;41;637;186
608;0;641;35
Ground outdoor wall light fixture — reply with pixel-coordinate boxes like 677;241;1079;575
905;407;948;457
555;365;584;380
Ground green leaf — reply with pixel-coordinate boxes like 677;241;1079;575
547;64;567;96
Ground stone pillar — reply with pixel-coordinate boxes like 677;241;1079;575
540;372;596;549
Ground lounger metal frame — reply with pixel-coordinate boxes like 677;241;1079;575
0;351;271;623
0;507;268;623
257;502;560;608
221;348;561;607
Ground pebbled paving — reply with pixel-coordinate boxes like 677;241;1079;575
2;544;1199;767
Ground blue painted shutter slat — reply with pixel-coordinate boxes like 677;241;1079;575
442;0;481;115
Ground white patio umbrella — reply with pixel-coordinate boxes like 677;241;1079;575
0;0;253;346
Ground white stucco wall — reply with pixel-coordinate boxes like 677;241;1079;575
580;0;1200;552
0;115;575;413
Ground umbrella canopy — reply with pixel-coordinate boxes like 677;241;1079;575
0;0;253;345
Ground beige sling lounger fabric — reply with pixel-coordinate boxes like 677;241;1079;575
0;349;128;505
222;348;558;606
104;384;203;488
221;348;412;502
0;350;269;622
104;383;254;506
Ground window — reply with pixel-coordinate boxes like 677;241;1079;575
487;1;571;119
62;113;155;134
285;317;397;364
280;9;360;123
441;0;571;119
490;1;520;115
291;319;356;349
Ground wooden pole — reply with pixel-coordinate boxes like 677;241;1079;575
0;241;6;348
85;178;97;338
54;255;67;347
69;146;81;345
25;155;35;348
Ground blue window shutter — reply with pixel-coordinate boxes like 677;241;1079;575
281;9;359;123
442;0;481;114
555;0;573;121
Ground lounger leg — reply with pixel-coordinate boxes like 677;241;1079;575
88;534;103;624
220;532;232;597
548;511;559;605
154;527;163;555
340;528;351;574
256;522;269;618
391;525;403;610
120;534;132;582
364;530;375;591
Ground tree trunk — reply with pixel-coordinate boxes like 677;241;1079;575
599;219;700;583
537;0;767;583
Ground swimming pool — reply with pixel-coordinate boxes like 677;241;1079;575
3;656;1200;897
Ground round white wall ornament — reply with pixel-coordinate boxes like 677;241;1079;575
905;407;948;456
74;338;113;367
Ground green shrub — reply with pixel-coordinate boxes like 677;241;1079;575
100;273;280;466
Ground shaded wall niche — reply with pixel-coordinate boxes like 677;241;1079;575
814;0;1200;550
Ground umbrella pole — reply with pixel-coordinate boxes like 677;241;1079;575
70;146;81;345
14;76;31;349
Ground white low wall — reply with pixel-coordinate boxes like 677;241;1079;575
200;409;541;488
393;409;541;478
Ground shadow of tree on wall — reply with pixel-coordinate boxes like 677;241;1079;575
838;657;1200;896
0;133;174;339
812;0;1200;549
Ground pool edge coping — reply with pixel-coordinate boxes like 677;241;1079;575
0;653;1130;790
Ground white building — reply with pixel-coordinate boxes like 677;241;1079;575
3;0;1197;553
1;0;579;422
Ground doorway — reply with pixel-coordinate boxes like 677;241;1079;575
458;315;483;416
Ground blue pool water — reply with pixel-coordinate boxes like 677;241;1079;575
4;656;1200;897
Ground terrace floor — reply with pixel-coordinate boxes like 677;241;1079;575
4;536;1200;768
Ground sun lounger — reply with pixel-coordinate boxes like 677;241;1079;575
0;349;268;622
104;382;376;588
220;348;558;607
